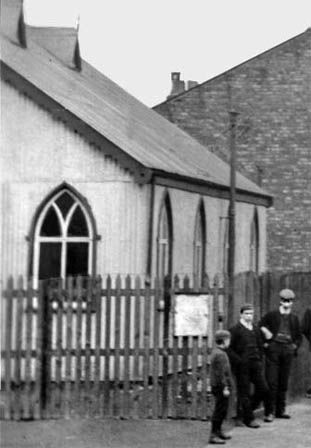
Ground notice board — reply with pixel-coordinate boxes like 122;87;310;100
173;294;210;336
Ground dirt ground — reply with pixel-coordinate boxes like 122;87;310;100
1;399;310;448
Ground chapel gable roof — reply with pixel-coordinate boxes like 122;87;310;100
0;2;273;206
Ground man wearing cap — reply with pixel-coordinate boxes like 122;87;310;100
301;306;311;398
229;303;271;428
260;289;302;419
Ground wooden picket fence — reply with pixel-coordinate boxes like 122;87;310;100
0;274;225;421
1;271;310;421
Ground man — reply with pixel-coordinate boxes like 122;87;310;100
229;304;272;428
260;289;302;418
301;307;311;398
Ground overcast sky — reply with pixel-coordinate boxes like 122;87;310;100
24;0;311;106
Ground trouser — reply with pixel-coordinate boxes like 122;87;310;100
211;387;229;433
265;342;294;415
236;359;271;423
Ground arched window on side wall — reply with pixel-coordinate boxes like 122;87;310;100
30;185;97;284
193;200;206;286
250;209;259;273
221;215;230;276
156;192;173;283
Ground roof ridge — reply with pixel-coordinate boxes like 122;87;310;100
154;28;310;107
0;31;272;203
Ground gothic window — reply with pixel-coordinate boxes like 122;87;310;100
250;210;259;273
32;188;95;283
222;216;230;275
193;201;206;286
157;193;173;282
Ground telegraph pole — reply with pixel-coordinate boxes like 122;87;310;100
228;110;238;326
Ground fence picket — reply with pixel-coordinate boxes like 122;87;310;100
4;277;14;420
104;275;112;417
13;276;24;420
24;278;33;419
64;277;73;419
84;277;92;417
190;336;199;419
94;275;102;417
133;276;141;418
142;279;151;418
53;279;63;418
123;275;131;418
74;276;83;415
152;277;160;418
171;275;180;419
201;336;209;420
113;275;122;417
33;281;44;419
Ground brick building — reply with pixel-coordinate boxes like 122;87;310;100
154;29;311;272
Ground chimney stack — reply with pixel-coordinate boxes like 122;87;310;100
187;80;198;90
167;73;198;99
167;72;185;99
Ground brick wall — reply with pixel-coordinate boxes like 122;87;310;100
154;29;311;272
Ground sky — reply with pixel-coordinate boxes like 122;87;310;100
24;0;311;107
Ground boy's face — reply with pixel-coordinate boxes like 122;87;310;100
241;309;254;323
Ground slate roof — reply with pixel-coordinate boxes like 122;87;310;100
0;22;272;203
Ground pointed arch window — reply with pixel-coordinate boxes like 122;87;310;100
193;201;206;286
222;215;230;276
32;189;95;283
250;210;259;273
157;194;173;282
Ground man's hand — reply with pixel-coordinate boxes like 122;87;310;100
261;326;273;340
223;386;230;397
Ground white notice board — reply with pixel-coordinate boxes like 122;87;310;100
173;294;210;336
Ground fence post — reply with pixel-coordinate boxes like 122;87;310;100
162;274;171;418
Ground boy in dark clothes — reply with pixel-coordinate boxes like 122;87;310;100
229;303;272;426
209;330;233;445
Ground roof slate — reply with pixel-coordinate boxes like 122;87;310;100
0;27;271;202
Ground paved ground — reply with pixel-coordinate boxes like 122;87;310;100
223;399;311;448
1;399;310;448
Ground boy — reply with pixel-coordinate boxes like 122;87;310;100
209;330;233;445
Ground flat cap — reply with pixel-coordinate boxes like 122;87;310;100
240;303;254;313
279;289;295;300
214;330;231;343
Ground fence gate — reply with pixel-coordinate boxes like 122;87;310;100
1;274;221;420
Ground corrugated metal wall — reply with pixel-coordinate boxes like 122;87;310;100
1;80;267;286
1;81;149;282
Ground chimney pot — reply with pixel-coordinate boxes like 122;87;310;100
171;72;181;81
187;80;198;90
168;72;185;99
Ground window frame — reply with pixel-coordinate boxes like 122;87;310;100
193;200;206;286
28;183;98;286
249;209;259;273
156;192;173;283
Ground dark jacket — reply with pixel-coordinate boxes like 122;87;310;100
210;346;233;389
301;308;311;350
259;309;302;352
228;322;264;374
